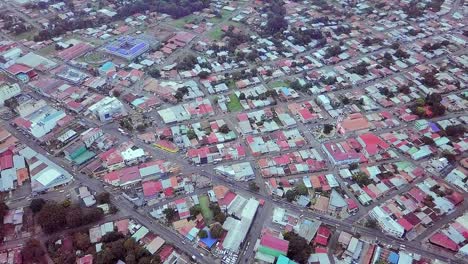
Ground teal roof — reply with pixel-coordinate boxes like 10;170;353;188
277;255;296;264
131;98;146;107
72;150;96;165
100;61;115;71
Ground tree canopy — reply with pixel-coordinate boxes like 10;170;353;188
283;232;312;263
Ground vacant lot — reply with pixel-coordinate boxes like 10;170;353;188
199;195;214;223
227;94;243;112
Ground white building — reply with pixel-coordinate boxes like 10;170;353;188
81;128;104;148
19;147;73;193
369;207;404;238
0;83;21;106
88;96;125;122
121;147;146;165
222;197;259;252
13;105;67;139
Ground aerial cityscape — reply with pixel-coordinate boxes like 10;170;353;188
0;0;466;263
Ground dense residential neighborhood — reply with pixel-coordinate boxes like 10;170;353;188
0;0;467;264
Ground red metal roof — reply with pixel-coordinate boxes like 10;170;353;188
0;151;13;170
397;217;414;231
158;245;174;261
6;64;33;75
260;234;289;253
429;233;459;251
142;180;163;197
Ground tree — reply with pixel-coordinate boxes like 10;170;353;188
112;90;121;97
209;224;224;239
421;136;435;145
445;125;466;138
214;211;226;224
101;231;125;243
391;42;400;50
186;129;197;140
66;206;84;228
365;219;378;229
198;230;208;238
136;124;147;132
73;232;91;251
285;190;297;202
352;172;372;186
249;182;260;192
198;71;209;79
218;124;230;134
126;254;137;264
29;198;45;214
148;67;161;78
442;151;456;163
174;91;184;101
294;183;308;196
4;97;19;109
82;207;104;225
163;208;177;222
189;205;202;216
350;61;369;75
375;260;389;264
422;72;439;87
238;92;246;100
394;49;410;59
341;96;350;105
348;163;359;170
325;45;342;58
22;239;45;264
323;124;334;134
398;85;411;94
290;80;303;91
96;192;111;204
415;106;426;117
37;202;67;233
265;8;287;35
283;232;312;263
0;202;7;221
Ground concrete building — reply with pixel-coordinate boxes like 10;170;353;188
13;105;66;139
88;96;125;122
369;207;404;238
222;197;259;252
0;83;20;106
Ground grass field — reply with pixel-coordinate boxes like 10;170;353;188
269;80;290;88
170;15;197;28
227;94;243;112
37;45;56;56
208;10;232;24
208;28;223;40
13;30;36;41
199;195;214;223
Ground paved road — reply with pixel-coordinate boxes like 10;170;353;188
2;122;213;264
1;0;466;263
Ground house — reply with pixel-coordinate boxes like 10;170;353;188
322;142;363;165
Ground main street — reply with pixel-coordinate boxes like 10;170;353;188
2;121;214;264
